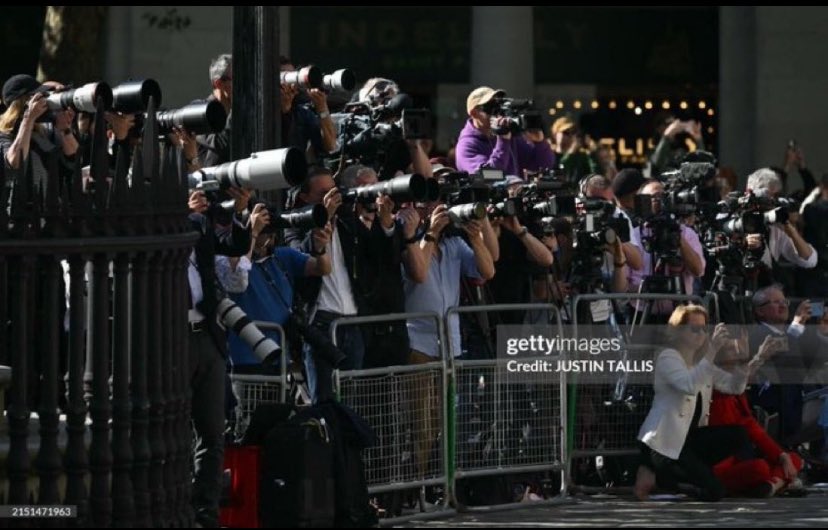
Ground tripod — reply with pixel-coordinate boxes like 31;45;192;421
630;254;686;334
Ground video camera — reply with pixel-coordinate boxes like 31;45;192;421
486;97;544;135
334;92;432;174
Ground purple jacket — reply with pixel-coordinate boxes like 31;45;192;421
455;119;556;176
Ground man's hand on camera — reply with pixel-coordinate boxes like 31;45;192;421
249;203;271;237
226;187;251;214
307;88;329;115
501;215;523;234
463;219;486;243
398;207;421;239
312;223;333;253
323;187;342;220
427;204;450;239
188;191;209;214
281;83;299;114
105;112;135;141
490;117;512;139
376;193;395;230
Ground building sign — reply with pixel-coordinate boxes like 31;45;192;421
291;7;472;84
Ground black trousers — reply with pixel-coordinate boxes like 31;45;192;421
642;425;753;501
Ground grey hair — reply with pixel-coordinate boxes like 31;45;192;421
583;174;610;196
746;168;782;198
752;283;785;310
340;164;376;188
209;54;233;83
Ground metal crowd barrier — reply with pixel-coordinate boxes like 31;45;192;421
330;312;454;524
445;303;568;509
567;293;706;491
228;321;288;441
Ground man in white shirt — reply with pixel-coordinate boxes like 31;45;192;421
745;168;817;275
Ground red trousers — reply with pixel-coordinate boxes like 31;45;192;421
713;452;803;495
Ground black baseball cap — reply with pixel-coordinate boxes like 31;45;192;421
2;74;48;107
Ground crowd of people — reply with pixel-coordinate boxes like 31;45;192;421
4;51;828;524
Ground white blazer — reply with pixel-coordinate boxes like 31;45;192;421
637;348;747;460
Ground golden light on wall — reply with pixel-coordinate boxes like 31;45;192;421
644;101;653;110
662;101;671;110
573;100;582;109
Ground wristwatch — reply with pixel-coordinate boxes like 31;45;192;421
424;233;438;244
310;247;327;257
517;227;529;239
404;234;421;245
318;110;331;120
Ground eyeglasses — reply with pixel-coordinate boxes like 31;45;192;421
688;325;708;335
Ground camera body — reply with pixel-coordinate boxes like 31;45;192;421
488;97;544;134
334;94;432;173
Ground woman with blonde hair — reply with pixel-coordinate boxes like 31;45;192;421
0;74;78;204
634;304;753;501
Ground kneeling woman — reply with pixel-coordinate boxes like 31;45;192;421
635;304;752;501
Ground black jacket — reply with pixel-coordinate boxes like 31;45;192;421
283;210;404;316
189;211;251;352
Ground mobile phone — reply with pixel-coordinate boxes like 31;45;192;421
812;300;825;319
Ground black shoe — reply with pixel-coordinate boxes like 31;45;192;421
748;482;774;498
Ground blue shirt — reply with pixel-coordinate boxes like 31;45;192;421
403;236;482;358
228;247;309;366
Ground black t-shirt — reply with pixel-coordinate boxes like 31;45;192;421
489;229;547;324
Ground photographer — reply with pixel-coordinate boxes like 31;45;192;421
456;86;554;176
647;113;705;177
216;202;332;373
347;77;433;179
280;56;337;161
630;180;706;298
284;166;407;400
550;117;597;182
402;199;495;476
583;174;644;273
612;168;647;220
0;75;79;194
489;176;554;322
745;168;817;284
187;185;252;527
196;54;233;168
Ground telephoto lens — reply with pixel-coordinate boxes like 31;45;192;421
217;299;281;365
448;202;487;224
188;147;307;191
46;82;113;113
342;173;427;204
280;65;323;89
271;204;329;230
112;78;162;114
322;69;356;92
156;100;227;135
